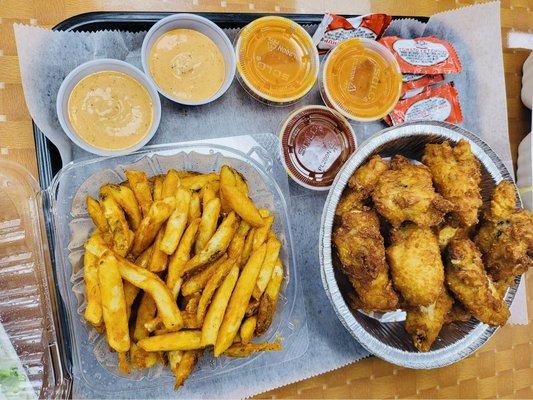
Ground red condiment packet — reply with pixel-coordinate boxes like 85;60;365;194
312;13;392;54
401;74;444;98
388;82;463;125
379;36;462;74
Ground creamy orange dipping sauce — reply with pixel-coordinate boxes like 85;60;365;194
149;29;225;101
67;71;154;150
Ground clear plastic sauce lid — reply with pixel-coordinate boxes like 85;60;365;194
280;105;357;190
236;16;319;103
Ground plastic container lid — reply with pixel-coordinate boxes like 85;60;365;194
279;105;357;190
0;160;70;398
235;16;319;105
320;38;402;122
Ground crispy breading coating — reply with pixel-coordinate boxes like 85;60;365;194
387;224;444;307
333;208;399;312
445;238;509;326
372;155;453;227
405;289;453;352
422;140;482;228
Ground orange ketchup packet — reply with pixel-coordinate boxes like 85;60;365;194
379;36;462;74
401;74;444;98
388;82;463;125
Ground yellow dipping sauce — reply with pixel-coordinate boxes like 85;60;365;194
149;29;225;101
323;38;402;121
236;16;318;103
67;71;154;150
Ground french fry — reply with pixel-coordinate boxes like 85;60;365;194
181;172;219;190
239;316;257;345
188;192;201;224
252;235;281;300
168;350;183;380
98;252;130;352
184;292;201;314
240;229;255;267
101;195;133;257
144;316;163;333
220;166;263;227
130;293;158;369
86;197;110;240
200;182;217;208
162;169;181;198
214;244;267;356
173;350;201;389
195;198;221;254
149;228;168;272
200;265;239;347
132;197;176;256
227;221;251;262
255;258;283;335
233;170;249;195
196;257;237;323
123;281;140;319
152;176;164;201
167;218;200;295
183;212;237;275
125;170;153;217
182;312;202;329
118;352;131;374
116;255;182;330
245;298;259;317
181;254;228;297
100;184;142;230
84;231;109;258
176;171;195;178
223;340;281;358
83;239;102;327
252;213;274;250
160;189;191;255
138;330;203;352
136;246;153;269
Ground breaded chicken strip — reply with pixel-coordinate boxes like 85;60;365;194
372;155;453;227
474;181;533;288
445;238;509;326
422;140;482;228
405;289;453;352
333;208;399;312
387;224;444;307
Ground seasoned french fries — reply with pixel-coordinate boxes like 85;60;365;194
125;170;153;217
137;330;203;352
201;265;239;347
116;255;182;330
100;184;142;230
132;197;176;256
101;195;133;256
220;165;264;227
183;212;237;275
239;316;257;345
181;172;219;190
83;240;102;327
256;258;284;336
253;235;281;300
196;257;237;323
98;252;130;352
160;188;191;255
81;166;285;389
214;244;267;356
167;218;201;297
223;340;282;358
195;197;221;254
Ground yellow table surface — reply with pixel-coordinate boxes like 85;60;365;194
0;0;531;398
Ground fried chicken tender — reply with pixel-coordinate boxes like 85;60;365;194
372;155;453;227
422;140;482;228
474;181;533;287
333;208;399;312
387;224;444;307
405;289;453;352
445;238;509;326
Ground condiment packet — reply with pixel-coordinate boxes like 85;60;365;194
401;74;444;98
312;13;392;54
379;36;462;74
388;82;463;125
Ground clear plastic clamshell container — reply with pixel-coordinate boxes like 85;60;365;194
0;160;70;399
44;134;307;398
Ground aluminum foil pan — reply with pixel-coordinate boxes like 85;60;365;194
319;121;522;369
